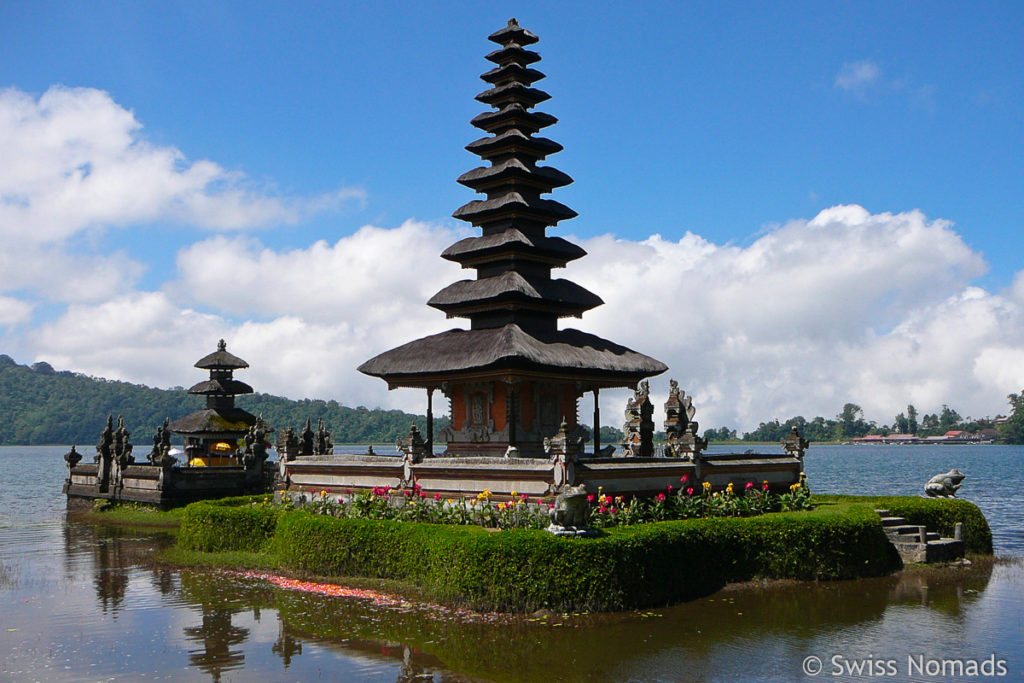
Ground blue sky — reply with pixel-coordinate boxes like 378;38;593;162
1;2;1022;431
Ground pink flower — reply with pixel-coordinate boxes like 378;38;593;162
656;493;666;502
667;485;674;493
434;493;442;501
548;503;556;510
587;494;595;503
611;508;618;514
598;506;607;513
419;490;427;498
686;487;694;496
745;481;754;490
680;474;689;483
763;482;770;491
404;489;412;497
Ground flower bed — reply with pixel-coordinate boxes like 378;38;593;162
288;473;814;531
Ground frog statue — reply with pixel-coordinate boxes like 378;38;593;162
547;484;594;536
924;469;965;498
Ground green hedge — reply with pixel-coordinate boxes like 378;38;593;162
176;495;993;612
178;495;281;553
814;495;993;554
264;503;898;612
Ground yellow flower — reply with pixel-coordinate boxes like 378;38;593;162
703;482;712;491
320;489;327;497
447;498;454;504
726;482;735;495
510;490;518;498
790;483;801;492
614;496;623;504
498;502;507;510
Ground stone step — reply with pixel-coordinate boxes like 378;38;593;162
875;509;965;564
890;530;941;543
880;516;908;527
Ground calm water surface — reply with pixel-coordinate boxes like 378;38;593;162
1;444;1022;682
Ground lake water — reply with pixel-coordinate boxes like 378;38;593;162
1;444;1023;682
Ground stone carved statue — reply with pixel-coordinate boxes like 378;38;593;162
781;426;809;458
543;418;586;462
242;415;273;477
547;484;594;536
107;415;134;490
925;469;965;498
396;423;427;463
314;418;333;455
96;415;114;492
622;380;654;457
299;418;315;456
277;426;299;461
148;418;173;465
664;380;705;459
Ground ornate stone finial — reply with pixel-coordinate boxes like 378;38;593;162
508;17;518;27
217;339;227;351
64;445;82;470
781;425;809;458
396;423;427;463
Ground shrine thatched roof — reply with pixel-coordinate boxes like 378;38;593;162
194;340;249;370
169;407;257;436
358;323;667;387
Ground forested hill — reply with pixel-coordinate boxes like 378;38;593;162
0;354;441;445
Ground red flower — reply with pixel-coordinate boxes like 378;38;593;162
686;487;694;496
598;506;607;513
763;482;770;491
680;474;689;483
656;493;666;502
610;508;618;514
419;490;427;498
404;489;412;497
745;481;754;490
587;494;595;503
667;485;674;493
433;493;442;501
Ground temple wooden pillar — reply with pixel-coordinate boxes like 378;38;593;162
593;387;601;456
426;388;434;455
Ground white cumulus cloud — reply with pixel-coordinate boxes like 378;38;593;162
0;85;364;314
19;205;1024;432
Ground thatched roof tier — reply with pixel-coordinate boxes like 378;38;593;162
481;63;545;86
476;82;551;108
169;407;256;437
470;105;556;135
464;130;562;161
488;18;539;46
441;230;585;266
452;192;576;226
194;339;248;370
187;378;254;396
457;159;572;193
485;45;541;66
358;324;667;389
428;271;601;318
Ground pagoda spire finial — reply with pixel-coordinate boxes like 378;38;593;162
217;339;226;351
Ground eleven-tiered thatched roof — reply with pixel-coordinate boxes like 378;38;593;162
360;19;665;389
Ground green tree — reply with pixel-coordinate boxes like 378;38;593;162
1000;391;1024;444
907;404;919;434
938;404;962;431
893;412;909;434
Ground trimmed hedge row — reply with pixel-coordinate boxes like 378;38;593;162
813;495;993;554
178;496;281;553
176;495;991;612
264;503;898;612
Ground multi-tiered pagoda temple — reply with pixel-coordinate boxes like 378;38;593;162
170;339;258;465
360;19;667;457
